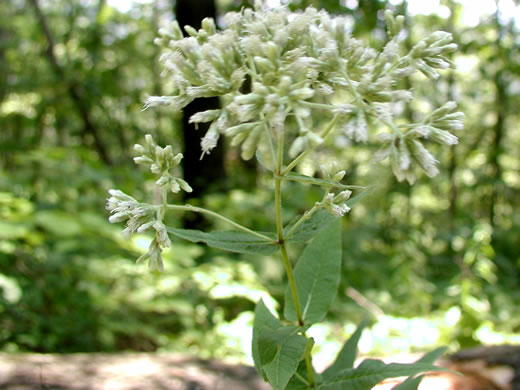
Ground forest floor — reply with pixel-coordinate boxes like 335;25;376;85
0;347;517;390
0;353;270;390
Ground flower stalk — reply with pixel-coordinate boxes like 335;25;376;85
107;4;463;389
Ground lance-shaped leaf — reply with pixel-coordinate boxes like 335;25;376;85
284;219;342;325
252;300;283;379
284;210;338;243
416;346;447;364
252;301;309;390
322;319;368;379
260;326;309;390
392;375;425;390
167;228;278;255
317;359;451;390
388;346;448;390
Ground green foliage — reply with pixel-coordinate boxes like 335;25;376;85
284;219;342;325
322;320;368;378
1;2;519;388
106;3;465;389
317;359;447;390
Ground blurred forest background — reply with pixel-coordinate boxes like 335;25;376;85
1;0;519;365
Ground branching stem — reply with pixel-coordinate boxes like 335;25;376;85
282;114;340;176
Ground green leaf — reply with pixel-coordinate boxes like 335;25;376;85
260;326;308;390
252;301;309;390
34;210;83;236
284;219;342;324
167;228;278;255
0;221;29;240
416;347;447;364
286;359;322;390
322;319;368;379
252;300;283;379
282;172;366;190
318;359;449;390
285;210;338;243
344;185;376;208
392;375;425;390
385;346;447;390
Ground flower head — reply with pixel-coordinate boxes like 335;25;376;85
133;134;193;194
106;189;156;239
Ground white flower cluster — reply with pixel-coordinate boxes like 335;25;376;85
106;190;157;239
317;190;353;217
148;3;462;182
373;101;464;184
106;189;171;271
108;135;193;271
134;134;193;194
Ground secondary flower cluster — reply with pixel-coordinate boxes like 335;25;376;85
134;134;192;194
108;135;193;271
373;101;464;184
147;3;462;183
318;190;353;217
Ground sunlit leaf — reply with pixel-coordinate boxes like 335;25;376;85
322;319;368;379
318;359;450;390
284;219;342;324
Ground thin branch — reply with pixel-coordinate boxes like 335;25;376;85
29;0;112;165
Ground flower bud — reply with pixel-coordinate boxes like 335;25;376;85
201;17;216;35
184;25;198;38
169;180;181;193
134;144;146;154
133;156;153;165
289;136;305;158
153;222;171;248
189;109;221;124
289;87;315;101
176;178;193;193
253;56;276;72
241;126;263;160
137;220;155;234
335;190;352;203
333;170;346;182
235;93;264;105
172;153;183;166
409;140;439;178
156;176;169;187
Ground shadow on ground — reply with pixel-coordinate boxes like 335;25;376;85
0;353;270;390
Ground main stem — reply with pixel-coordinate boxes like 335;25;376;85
274;134;315;387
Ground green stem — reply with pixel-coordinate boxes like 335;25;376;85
275;137;285;242
294;371;311;387
284;205;320;240
282;114;340;176
166;204;273;241
280;245;303;324
274;134;315;387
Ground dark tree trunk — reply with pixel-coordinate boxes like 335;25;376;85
174;0;226;228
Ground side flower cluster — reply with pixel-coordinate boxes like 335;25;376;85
107;135;192;271
134;134;192;194
373;101;464;184
317;190;353;218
